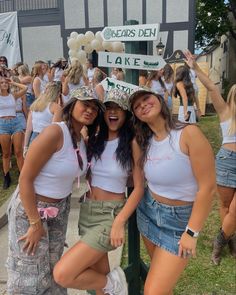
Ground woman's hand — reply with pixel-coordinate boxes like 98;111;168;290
18;223;46;255
110;218;126;248
178;231;197;259
183;50;197;70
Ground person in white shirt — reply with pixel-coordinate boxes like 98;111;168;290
86;58;95;84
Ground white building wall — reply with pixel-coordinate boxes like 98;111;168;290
173;30;188;51
107;0;123;26
21;25;63;68
146;0;163;23
166;0;189;22
88;0;104;28
127;0;143;24
64;0;85;29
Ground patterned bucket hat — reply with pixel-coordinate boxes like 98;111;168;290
104;89;130;111
70;86;105;111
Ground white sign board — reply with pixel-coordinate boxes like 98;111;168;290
0;12;21;67
98;52;166;71
101;77;141;94
101;23;160;42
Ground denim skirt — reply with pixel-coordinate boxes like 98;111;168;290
136;188;193;256
216;147;236;188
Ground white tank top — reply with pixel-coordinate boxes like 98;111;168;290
54;68;63;82
151;80;165;97
16;97;23;112
63;79;85;103
220;119;236;144
34;122;86;199
90;138;129;193
32;104;53;133
144;129;198;202
34;77;47;95
0;94;16;117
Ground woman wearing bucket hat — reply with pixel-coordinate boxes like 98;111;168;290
6;86;103;294
128;89;216;294
54;89;144;295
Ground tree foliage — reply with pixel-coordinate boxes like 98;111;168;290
195;0;236;49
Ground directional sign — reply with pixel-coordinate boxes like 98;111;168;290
101;23;160;42
100;77;141;94
98;52;166;71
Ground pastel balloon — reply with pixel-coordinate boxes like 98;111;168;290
68;49;77;58
67;38;77;50
77;34;86;45
91;39;100;51
77;50;87;64
95;31;103;42
85;31;95;42
102;41;112;51
84;43;93;54
70;31;78;39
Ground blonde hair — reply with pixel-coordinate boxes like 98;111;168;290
66;60;84;84
31;62;43;80
227;84;236;135
18;64;30;76
30;82;61;112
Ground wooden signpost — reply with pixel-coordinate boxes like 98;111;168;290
101;23;160;42
98;51;166;70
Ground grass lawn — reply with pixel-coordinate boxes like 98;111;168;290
121;115;236;295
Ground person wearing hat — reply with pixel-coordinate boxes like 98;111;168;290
6;86;103;294
128;89;216;294
54;89;144;295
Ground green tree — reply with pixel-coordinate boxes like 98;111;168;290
196;0;236;49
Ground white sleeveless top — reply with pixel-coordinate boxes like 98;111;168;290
63;79;85;103
32;104;53;133
220;119;236;144
54;68;63;82
151;80;165;97
0;94;16;117
90;138;129;193
144;129;198;202
34;122;86;199
34;77;47;95
16;98;23;112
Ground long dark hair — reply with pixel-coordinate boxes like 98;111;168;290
87;110;134;171
131;93;187;168
173;65;195;104
62;97;102;169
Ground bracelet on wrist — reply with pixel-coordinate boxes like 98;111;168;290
29;217;41;225
185;225;199;238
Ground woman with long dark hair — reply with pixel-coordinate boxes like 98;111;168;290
54;89;144;295
128;89;215;294
173;65;201;123
7;86;103;294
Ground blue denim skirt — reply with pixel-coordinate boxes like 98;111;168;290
0;117;24;135
216;147;236;188
15;112;26;130
136;188;193;256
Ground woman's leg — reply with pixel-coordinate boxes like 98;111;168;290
144;246;189;295
222;193;236;237
217;185;235;223
0;134;11;174
53;241;108;291
91;253;110;295
142;235;155;259
11;131;24;171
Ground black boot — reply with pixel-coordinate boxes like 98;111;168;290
3;171;11;189
211;229;229;265
228;234;236;258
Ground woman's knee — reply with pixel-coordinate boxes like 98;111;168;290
53;264;72;288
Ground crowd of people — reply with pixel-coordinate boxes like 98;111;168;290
0;50;235;294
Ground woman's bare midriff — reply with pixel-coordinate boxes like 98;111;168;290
36;194;64;203
89;186;125;201
150;190;193;206
0;116;15;119
222;142;236;152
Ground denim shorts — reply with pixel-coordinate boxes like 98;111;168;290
0;117;24;135
216;147;236;188
16;112;26;130
26;92;35;108
79;199;125;252
136;188;193;256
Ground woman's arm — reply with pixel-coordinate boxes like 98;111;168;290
32;77;41;98
110;139;145;247
95;84;105;101
62;77;69;96
21;94;28;120
178;125;216;258
24;112;33;151
19;75;32;85
50;102;63;122
184;50;227;117
9;80;27;99
176;81;189;120
19;125;63;254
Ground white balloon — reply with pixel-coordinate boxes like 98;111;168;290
68;49;77;58
112;41;123;52
67;38;78;50
102;41;112;51
95;31;103;43
91;39;100;51
70;31;78;39
77;50;87;64
84;43;93;54
70;57;79;66
77;34;86;45
85;31;95;43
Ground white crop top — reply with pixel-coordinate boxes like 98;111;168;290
0;94;16;117
32;104;53;133
151;80;165;97
34;122;87;199
144;129;198;202
220;119;236;144
90;138;129;193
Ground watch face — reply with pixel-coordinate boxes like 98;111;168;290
186;229;194;237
